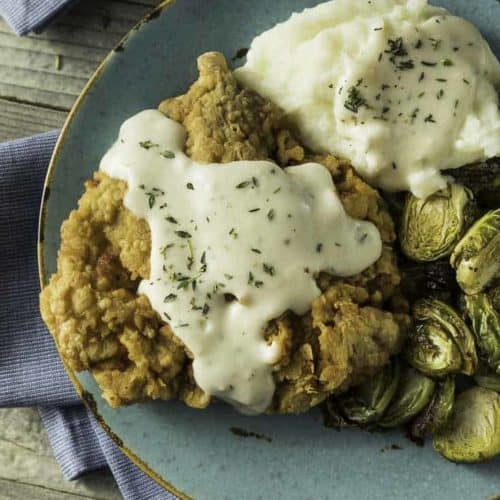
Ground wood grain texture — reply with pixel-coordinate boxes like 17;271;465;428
0;0;161;141
0;1;162;497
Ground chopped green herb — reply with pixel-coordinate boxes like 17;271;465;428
251;248;262;254
316;243;323;253
165;216;178;224
236;180;250;189
229;227;238;239
424;114;436;123
344;86;368;113
224;273;234;280
161;150;175;159
273;187;281;194
202;303;210;315
248;208;260;213
186;182;194;190
267;209;275;221
437;89;444;99
421;61;437;67
164;293;177;303
252;176;259;187
175;230;192;239
139;140;158;149
441;58;454;66
262;263;275;276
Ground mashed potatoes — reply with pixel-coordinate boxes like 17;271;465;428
236;0;500;198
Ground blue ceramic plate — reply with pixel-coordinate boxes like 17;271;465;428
39;1;500;498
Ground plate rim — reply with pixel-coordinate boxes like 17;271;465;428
36;1;190;497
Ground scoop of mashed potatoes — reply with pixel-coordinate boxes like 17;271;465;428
236;0;500;197
40;52;410;413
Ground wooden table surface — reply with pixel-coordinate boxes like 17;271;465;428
0;2;161;498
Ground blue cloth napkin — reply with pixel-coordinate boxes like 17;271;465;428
0;131;176;500
0;0;76;35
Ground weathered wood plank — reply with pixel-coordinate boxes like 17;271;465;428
0;98;66;141
0;0;158;112
0;408;121;500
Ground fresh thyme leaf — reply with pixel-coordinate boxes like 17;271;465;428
165;216;178;224
164;293;177;303
139;140;158;149
148;193;156;209
251;248;261;254
267;209;275;221
344;86;368;113
161;150;175;159
385;37;408;57
424;114;436;123
175;230;192;239
421;61;437;67
236;180;250;189
248;208;261;213
262;263;275;276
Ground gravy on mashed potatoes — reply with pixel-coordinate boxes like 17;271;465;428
236;0;500;198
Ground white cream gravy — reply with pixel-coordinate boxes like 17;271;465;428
100;109;382;413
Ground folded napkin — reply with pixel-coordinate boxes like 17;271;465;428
0;132;176;500
0;0;76;35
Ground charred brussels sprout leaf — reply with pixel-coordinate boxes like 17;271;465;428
407;298;478;376
464;289;500;374
450;209;500;294
379;366;436;428
399;259;459;304
400;184;475;262
444;157;500;209
337;361;400;425
433;387;500;463
411;376;455;438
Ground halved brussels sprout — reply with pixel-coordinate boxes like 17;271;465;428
475;365;500;393
407;298;478;376
379;366;436;428
400;184;475;262
451;209;500;294
464;289;500;374
445;157;500;208
411;377;455;438
433;387;500;463
337;361;400;425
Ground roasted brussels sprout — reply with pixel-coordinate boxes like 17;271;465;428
451;209;500;294
433;387;500;463
323;398;358;429
464;289;500;374
411;377;455;438
406;298;478;376
400;184;475;262
475;364;500;393
337;361;400;425
399;259;459;303
445;157;500;209
379;366;435;428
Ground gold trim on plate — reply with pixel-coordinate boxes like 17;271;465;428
37;2;191;498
